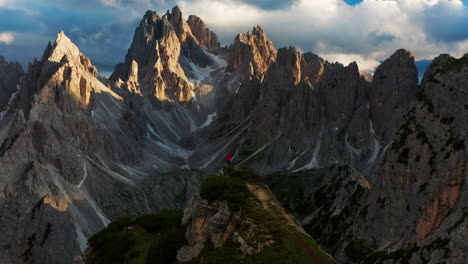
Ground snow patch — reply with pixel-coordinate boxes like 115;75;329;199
369;119;379;138
77;161;88;188
241;135;281;164
287;151;306;169
345;133;360;155
200;124;249;169
205;50;227;69
200;112;217;128
146;122;163;140
367;138;381;165
74;223;88;252
188;61;213;84
367;118;381;165
294;130;323;171
81;188;111;226
0;88;19;121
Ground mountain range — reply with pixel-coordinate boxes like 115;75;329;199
0;5;466;264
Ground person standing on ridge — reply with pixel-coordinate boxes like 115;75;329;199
225;153;232;167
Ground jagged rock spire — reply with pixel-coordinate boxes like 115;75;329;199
0;56;24;109
226;25;277;76
187;15;220;51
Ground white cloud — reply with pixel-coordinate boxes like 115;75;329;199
176;0;468;71
100;0;118;7
320;53;381;72
0;32;15;45
2;0;467;72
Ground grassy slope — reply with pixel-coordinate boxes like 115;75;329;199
189;167;334;264
84;168;334;264
85;211;186;264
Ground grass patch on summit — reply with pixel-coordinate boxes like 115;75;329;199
85;210;186;264
191;167;335;264
200;174;250;211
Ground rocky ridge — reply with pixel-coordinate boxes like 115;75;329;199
267;53;467;264
78;168;335;264
211;46;418;176
0;5;465;264
0;30;204;264
110;6;222;103
187;15;221;52
0;56;24;111
177;170;335;263
226;25;277;77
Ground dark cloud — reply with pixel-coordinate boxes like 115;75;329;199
0;9;41;32
1;0;467;75
423;5;468;43
370;33;395;46
238;0;298;10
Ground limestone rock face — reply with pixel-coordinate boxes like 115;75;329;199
219;48;419;176
226;26;277;76
319;61;363;130
163;6;194;44
110;7;223;103
369;49;419;143
269;53;467;264
0;56;24;110
366;52;467;248
1;6;464;264
110;10;193;101
0;31;204;264
177;194;241;262
187;15;220;52
249;47;323;150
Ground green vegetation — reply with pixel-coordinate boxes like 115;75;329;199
200;174;250;210
416;90;434;113
344;239;373;262
86;211;186;264
343;236;453;264
448;210;468;233
418;182;428;194
392;114;415;152
266;166;369;257
441;56;468;73
343;239;421;264
397;147;410;166
191;170;334;264
440;116;454;125
133;210;182;233
85;168;334;264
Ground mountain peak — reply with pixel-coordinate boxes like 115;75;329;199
390;49;414;62
227;27;277;74
172;5;182;15
163;5;184;21
142;10;160;25
48;31;81;63
163;5;193;44
252;25;266;38
187;14;220;51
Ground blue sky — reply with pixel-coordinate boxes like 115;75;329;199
344;0;364;5
1;0;468;75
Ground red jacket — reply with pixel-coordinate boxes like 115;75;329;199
226;153;232;162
